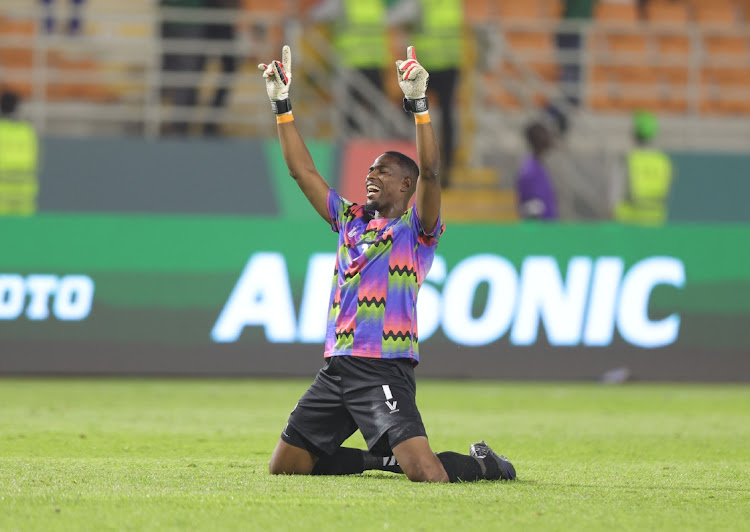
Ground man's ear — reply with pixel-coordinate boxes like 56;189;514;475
401;176;413;192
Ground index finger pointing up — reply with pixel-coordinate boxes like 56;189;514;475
282;45;292;74
407;46;417;61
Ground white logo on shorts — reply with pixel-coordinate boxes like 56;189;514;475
382;384;399;414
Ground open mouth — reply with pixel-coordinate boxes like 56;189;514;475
366;183;381;200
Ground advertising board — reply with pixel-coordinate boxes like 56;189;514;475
2;215;748;380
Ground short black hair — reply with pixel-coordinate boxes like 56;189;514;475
1;91;20;115
384;151;419;195
384;151;419;179
524;121;548;147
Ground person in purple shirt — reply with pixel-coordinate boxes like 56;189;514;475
516;122;559;220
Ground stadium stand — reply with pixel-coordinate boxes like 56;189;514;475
2;0;750;220
3;1;749;127
0;14;35;100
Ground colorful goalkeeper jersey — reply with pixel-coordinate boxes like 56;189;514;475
324;189;444;364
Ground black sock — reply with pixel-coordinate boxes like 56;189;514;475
363;453;403;474
437;451;490;483
311;448;496;481
311;447;365;476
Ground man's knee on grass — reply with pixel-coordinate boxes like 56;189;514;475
269;439;317;475
392;436;450;483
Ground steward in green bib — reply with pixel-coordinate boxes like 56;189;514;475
334;0;389;71
0;91;39;216
614;111;673;225
311;0;390;135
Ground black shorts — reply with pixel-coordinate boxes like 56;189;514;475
281;355;428;457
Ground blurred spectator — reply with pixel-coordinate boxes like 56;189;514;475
516;122;559;221
310;0;391;136
159;0;238;136
636;0;650;19
160;0;207;136
613;110;674;225
202;0;239;137
0;91;39;216
389;0;463;187
556;0;597;106
40;0;86;36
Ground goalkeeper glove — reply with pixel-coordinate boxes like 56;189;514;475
258;45;292;114
395;46;430;113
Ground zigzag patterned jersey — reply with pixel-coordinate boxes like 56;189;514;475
324;189;444;364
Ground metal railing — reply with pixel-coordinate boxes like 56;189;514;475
2;7;750;140
468;16;750;219
0;5;414;140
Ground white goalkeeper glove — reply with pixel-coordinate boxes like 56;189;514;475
258;45;292;114
395;46;430;112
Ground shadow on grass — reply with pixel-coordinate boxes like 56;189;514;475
362;471;524;484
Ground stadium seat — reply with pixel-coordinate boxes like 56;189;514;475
590;63;659;112
463;0;494;22
699;66;750;114
594;1;640;23
649;21;690;114
588;65;614;111
646;0;690;23
690;0;750;114
619;66;660;110
244;0;289;11
702;36;749;98
588;21;663;112
482;61;548;111
539;0;564;19
0;15;36;36
738;0;750;21
646;0;691;72
45;53;116;103
692;1;740;24
504;31;559;81
608;32;649;58
704;34;749;58
655;76;689;113
498;0;542;20
482;69;522;110
241;0;286;61
720;70;750;114
652;33;690;98
593;30;650;78
0;15;36;99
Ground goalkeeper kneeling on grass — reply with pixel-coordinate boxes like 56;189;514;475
260;45;516;483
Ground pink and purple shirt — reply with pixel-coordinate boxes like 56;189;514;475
324;189;444;364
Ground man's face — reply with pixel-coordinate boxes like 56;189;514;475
365;154;406;212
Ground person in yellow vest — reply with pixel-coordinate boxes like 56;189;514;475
613;110;673;225
0;91;39;216
389;0;463;187
310;0;391;135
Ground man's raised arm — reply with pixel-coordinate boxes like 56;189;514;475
259;46;331;224
395;46;441;234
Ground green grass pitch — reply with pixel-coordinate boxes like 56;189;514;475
1;378;749;531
